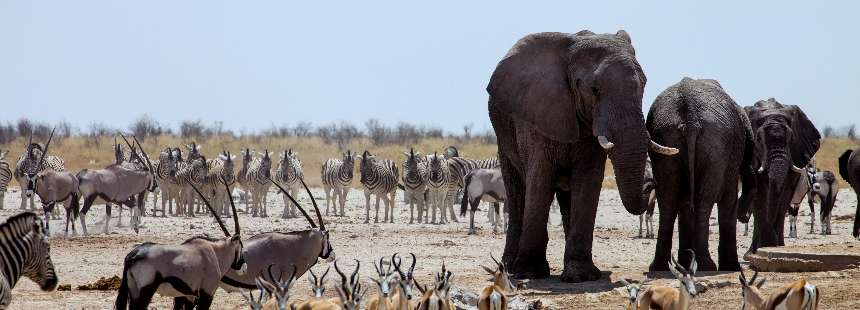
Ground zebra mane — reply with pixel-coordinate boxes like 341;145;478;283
0;212;40;240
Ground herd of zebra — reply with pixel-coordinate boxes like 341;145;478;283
0;133;504;236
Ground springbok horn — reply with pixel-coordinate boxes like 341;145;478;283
321;266;330;281
392;253;403;277
221;175;241;236
491;253;502;269
334;260;347;287
298;177;326;231
267;176;317;228
36;128;56;172
650;140;680;155
350;259;361;285
670;255;688;275
267;264;284;283
749;269;758;285
739;269;748;286
597;136;615;150
409;253;417;276
189;182;231;237
687;249;697;274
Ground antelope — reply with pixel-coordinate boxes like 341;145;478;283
287;265;331;310
78;135;157;235
219;176;335;292
367;257;397;310
391;253;418;309
293;259;365;310
258;265;299;310
477;254;516;310
738;269;820;310
114;177;246;310
636;250;698;310
416;262;455;310
459;168;506;234
19;129;80;237
619;278;644;310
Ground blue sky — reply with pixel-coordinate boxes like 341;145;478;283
1;1;856;134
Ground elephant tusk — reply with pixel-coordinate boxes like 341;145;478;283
757;166;765;173
597;136;615;150
649;140;679;156
791;165;805;173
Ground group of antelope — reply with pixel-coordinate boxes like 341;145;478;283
620;250;820;310
237;253;517;310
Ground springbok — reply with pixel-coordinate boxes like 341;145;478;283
296;259;365;310
636;251;698;310
619;278;644;310
391;253;418;309
416;262;455;310
219;176;335;292
478;254;516;310
459;168;506;234
78;135;156;235
738;269;820;310
258;265;299;310
367;256;398;310
114;177;246;310
287;265;332;310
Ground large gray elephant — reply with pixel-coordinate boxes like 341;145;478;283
487;30;678;282
838;148;860;238
646;77;752;272
737;98;820;252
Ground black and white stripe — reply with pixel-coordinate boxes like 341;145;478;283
174;155;209;217
275;149;304;219
425;153;452;224
0;212;58;308
203;151;237;216
152;148;181;216
0;150;11;210
441;157;500;222
14;144;65;210
359;151;399;223
321;150;356;217
247;150;273;217
401;149;428;224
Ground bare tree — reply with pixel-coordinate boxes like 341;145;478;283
849;124;857;141
293;122;313;137
462;123;474;141
822;126;834;138
129;114;164;142
365;118;389;145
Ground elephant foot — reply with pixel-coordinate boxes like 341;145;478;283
511;257;550;280
649;259;669;271
718;259;741;272
560;260;601;283
695;255;718;272
468;229;476;235
364;219;370;224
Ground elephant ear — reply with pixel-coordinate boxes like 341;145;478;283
487;33;580;143
839;149;855;186
785;105;820;168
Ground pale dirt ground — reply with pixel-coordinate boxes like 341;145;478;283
2;185;859;309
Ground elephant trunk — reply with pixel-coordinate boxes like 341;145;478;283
765;153;791;224
604;117;650;216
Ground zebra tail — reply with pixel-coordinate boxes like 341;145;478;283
459;173;472;217
397;183;405;191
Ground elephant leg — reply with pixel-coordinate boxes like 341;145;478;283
650;195;680;271
676;198;696;270
561;146;606;283
513;158;553;279
556;191;571;236
716;189;740;271
692;189;719;271
499;156;525;269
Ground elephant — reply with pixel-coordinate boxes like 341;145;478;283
839;148;860;238
646;77;752;272
487;30;678;282
737;98;820;252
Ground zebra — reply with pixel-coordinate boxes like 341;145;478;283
15;136;65;210
185;142;203;162
274;149;304;219
203;151;237;216
237;148;255;213
0;150;11;210
442;157;500;223
401;148;428;224
0;212;58;308
321;150;356;217
152;147;181;217
247;150;273;217
425;152;452;224
358;150;399;224
174;155;210;217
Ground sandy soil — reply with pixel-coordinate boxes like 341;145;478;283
3;186;859;309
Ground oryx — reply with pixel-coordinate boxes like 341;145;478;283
219;176;335;292
115;177;246;310
77;135;157;235
459;168;506;235
17;129;80;237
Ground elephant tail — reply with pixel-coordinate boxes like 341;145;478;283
685;126;699;215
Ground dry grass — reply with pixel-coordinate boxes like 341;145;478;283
1;136;855;188
0;135;499;187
